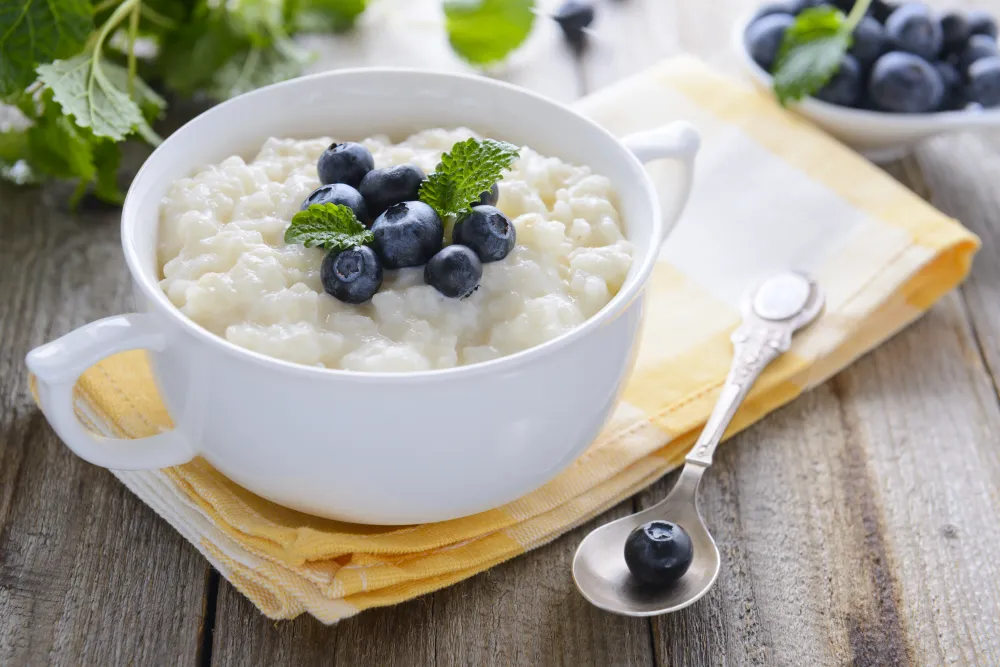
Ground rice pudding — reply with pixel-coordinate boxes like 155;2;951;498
158;128;633;372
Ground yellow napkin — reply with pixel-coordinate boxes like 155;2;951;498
45;56;979;623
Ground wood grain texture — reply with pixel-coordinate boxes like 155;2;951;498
4;0;1000;664
642;294;1000;667
210;503;656;666
0;177;211;666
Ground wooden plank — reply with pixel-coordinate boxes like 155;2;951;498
642;293;1000;666
0;177;210;665
210;502;655;667
907;132;1000;395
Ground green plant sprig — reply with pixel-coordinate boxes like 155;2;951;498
771;0;873;105
0;0;537;206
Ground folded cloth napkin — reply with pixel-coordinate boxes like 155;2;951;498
38;56;979;624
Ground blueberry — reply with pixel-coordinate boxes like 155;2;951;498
869;51;944;112
939;12;969;55
885;4;943;60
831;0;855;14
320;245;383;304
752;2;796;20
453;205;516;263
300;183;369;224
960;34;999;72
815;54;863;106
623;520;694;587
358;164;425;219
870;0;898;24
850;16;887;68
553;0;595;46
476;182;500;207
935;61;965;110
746;13;795;71
968;10;998;39
371;201;444;269
317;142;374;188
968;56;1000;108
424;245;483;299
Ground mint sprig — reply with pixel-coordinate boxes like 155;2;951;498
419;137;519;219
284;203;374;251
772;0;872;106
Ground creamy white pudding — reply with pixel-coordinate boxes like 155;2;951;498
158;128;633;372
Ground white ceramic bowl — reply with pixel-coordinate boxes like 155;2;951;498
26;68;700;525
733;11;1000;161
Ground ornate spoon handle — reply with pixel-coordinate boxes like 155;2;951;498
685;272;825;467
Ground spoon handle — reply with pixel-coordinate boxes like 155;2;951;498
685;272;824;467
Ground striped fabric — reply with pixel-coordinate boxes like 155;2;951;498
43;57;979;623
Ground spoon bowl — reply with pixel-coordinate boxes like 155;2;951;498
572;271;825;616
572;466;719;616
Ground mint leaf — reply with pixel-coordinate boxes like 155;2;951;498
772;6;852;105
0;0;93;99
92;139;124;204
36;55;145;141
157;17;247;96
208;38;311;99
444;0;535;65
27;103;95;181
296;0;368;32
0;129;28;164
419;137;519;219
284;203;374;251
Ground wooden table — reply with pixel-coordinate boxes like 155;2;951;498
3;0;999;664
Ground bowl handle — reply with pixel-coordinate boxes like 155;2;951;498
25;314;195;470
621;121;700;244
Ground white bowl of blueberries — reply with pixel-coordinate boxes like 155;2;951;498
735;0;1000;160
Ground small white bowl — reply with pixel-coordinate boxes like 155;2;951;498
733;11;1000;161
25;68;700;525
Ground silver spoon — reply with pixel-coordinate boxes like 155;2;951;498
572;271;825;616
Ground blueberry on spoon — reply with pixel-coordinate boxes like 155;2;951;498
318;142;374;188
453;205;516;263
321;246;383;304
624;520;694;587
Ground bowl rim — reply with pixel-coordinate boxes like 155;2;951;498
732;9;1000;128
122;67;666;384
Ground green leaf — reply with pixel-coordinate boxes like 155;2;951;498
0;0;93;99
444;0;535;65
419;137;519;219
207;37;311;99
157;17;247;96
0;129;28;164
226;0;285;45
103;60;167;118
284;203;374;251
295;0;367;33
26;102;95;181
772;7;852;106
92;139;124;204
36;54;145;140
